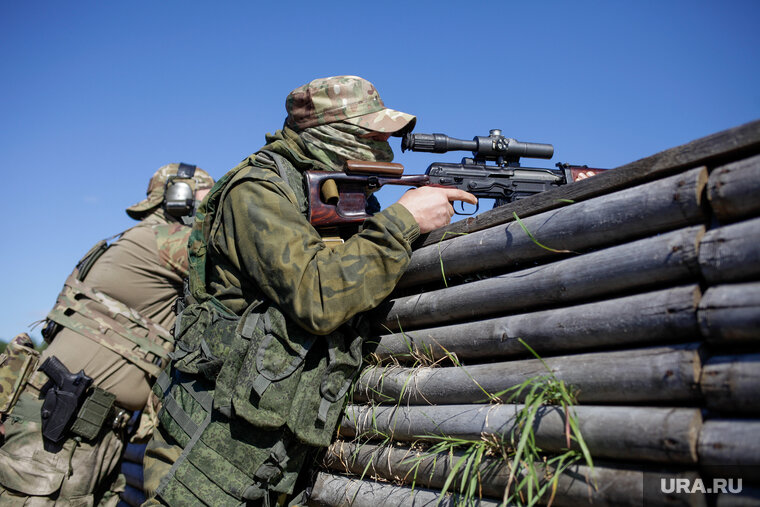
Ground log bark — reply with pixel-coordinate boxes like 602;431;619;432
309;472;502;507
708;153;760;222
698;283;760;342
698;217;760;284
716;487;760;507
371;285;700;362
399;167;708;289
377;226;704;331
354;344;703;406
700;355;760;414
339;403;702;464
699;420;760;482
324;441;705;507
419;119;760;247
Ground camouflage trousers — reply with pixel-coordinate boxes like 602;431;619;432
0;392;125;506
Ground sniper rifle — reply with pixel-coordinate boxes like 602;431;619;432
306;129;606;229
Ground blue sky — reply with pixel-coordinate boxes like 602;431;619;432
2;1;759;343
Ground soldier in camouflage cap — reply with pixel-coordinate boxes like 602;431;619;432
0;164;214;506
142;76;474;505
285;75;416;134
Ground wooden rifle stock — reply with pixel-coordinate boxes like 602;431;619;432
306;161;429;228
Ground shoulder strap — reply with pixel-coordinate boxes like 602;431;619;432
75;230;125;281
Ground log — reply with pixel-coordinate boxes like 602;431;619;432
324;441;705;507
698;217;760;283
399;167;708;289
698;283;760;342
699;420;760;466
700;355;760;414
371;285;701;362
377;226;704;331
708;153;760;222
699;420;760;483
716;487;760;507
354;344;703;406
419;119;760;247
339;403;702;464
309;472;502;507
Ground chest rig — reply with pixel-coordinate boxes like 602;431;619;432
43;227;174;378
152;151;366;505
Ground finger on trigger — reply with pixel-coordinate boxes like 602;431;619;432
445;188;477;204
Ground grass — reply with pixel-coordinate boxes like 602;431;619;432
437;231;469;288
512;212;576;255
339;334;595;506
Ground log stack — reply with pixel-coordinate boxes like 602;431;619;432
308;120;760;507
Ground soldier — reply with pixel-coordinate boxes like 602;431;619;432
0;163;214;505
142;76;476;505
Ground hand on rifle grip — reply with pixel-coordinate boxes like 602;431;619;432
397;187;477;234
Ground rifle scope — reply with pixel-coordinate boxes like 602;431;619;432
401;129;554;160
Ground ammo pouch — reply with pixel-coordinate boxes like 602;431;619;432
0;334;40;415
153;298;366;503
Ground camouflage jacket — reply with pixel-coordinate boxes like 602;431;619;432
195;129;420;330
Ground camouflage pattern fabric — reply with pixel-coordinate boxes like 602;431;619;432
145;119;420;504
40;210;190;409
156;222;192;274
285;75;416;135
198;131;419;318
0;393;124;506
126;163;214;220
45;269;173;378
0;209;197;505
299;121;394;171
0;334;39;416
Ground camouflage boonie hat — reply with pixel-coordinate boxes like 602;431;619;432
126;163;214;220
285;75;416;136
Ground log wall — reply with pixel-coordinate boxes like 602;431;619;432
308;120;760;507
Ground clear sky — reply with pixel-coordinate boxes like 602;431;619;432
2;1;758;343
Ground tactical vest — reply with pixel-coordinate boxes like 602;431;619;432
43;231;175;379
152;152;366;505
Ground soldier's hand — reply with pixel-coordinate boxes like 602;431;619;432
397;187;477;234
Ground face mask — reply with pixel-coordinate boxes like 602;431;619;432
299;122;394;171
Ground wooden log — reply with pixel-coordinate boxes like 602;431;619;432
372;285;701;362
698;283;760;343
339;403;702;464
419;119;760;247
716;487;760;507
309;472;503;507
708;154;760;222
324;440;705;507
699;420;760;466
354;344;703;406
377;226;704;332
700;355;760;414
399;167;708;289
699;420;760;483
698;217;760;284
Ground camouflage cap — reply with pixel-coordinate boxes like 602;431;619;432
285;75;416;136
126;163;214;220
